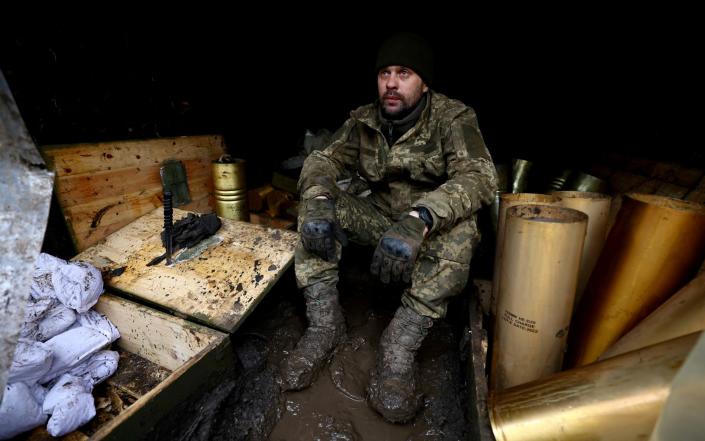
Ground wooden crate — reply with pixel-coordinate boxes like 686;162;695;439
19;208;296;438
41;135;226;251
91;294;232;440
20;294;232;440
74;207;298;333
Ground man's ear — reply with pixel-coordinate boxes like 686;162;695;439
422;83;429;93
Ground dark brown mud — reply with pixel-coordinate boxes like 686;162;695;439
266;248;471;441
147;246;472;441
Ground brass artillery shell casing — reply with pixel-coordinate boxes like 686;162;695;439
491;194;561;317
491;204;587;391
600;272;705;360
510;159;532;193
212;156;249;222
568;193;705;367
565;171;609;193
546;168;573;192
495;163;510;193
490;332;701;441
551;191;612;305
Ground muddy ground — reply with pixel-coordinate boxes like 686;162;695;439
150;245;475;441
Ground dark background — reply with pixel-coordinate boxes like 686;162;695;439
1;22;700;187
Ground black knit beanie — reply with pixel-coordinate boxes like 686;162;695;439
375;32;434;86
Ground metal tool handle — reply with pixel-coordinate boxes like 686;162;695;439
164;191;173;264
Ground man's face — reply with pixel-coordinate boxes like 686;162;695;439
377;65;428;117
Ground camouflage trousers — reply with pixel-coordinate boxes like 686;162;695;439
295;192;480;319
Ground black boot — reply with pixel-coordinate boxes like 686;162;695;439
279;284;346;391
367;305;433;423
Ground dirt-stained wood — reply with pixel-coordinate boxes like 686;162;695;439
91;331;233;441
75;208;298;333
107;351;171;399
91;293;231;440
89;294;232;441
94;294;222;370
42;135;226;251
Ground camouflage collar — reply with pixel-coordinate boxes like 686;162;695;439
352;90;434;133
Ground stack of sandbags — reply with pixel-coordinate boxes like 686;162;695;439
0;254;120;439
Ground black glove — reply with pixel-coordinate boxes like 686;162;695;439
162;213;222;249
300;198;347;262
370;215;426;284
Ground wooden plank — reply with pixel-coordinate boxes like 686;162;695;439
654;182;690;199
42;135;225;177
75;208;298;333
92;333;233;441
56;157;213;208
86;293;233;441
64;175;212;235
608;171;647;194
107;351;171;399
650;162;704;188
634;178;663;195
271;171;299;194
94;294;222;371
249;212;296;230
465;291;493;441
41;135;226;251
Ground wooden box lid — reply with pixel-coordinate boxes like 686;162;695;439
75;207;298;333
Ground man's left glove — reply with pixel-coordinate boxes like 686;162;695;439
370;215;426;284
300;197;347;262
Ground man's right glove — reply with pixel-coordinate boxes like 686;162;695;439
300;197;347;262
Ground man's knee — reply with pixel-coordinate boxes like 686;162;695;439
294;240;341;289
335;193;391;247
421;217;479;265
404;255;470;318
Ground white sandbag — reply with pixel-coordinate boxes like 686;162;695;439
68;350;119;386
0;383;48;440
53;260;103;313
24;297;55;322
37;303;77;342
30;253;104;312
19;321;39;341
30;383;48;406
46;392;96;437
30;253;65;300
8;339;53;385
39;326;113;384
77;310;120;342
42;374;92;414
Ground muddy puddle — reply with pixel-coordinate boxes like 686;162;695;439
270;311;435;441
267;259;467;441
208;247;470;441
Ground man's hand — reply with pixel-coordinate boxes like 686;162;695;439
370;215;427;284
301;197;346;262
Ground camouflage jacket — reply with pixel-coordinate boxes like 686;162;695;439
299;91;498;233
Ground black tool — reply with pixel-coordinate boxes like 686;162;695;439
146;212;222;267
164;191;174;265
146;254;166;267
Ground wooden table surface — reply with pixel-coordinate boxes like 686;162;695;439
75;207;298;333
